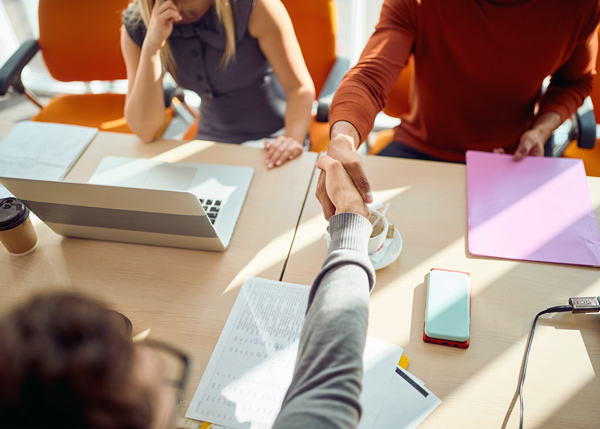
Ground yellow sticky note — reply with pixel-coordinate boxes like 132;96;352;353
399;355;409;369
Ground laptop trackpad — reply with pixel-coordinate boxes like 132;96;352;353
143;164;196;191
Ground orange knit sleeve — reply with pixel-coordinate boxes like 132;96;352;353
329;0;417;143
538;6;600;123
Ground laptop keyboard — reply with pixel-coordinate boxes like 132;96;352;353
199;199;222;224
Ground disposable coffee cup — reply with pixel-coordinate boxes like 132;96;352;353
0;198;38;256
108;310;133;339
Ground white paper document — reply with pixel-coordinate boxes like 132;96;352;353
186;277;438;429
187;277;309;429
0;121;98;196
359;337;404;429
373;366;441;428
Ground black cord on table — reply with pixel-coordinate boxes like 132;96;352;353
518;305;572;429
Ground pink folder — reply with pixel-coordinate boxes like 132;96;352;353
466;151;600;267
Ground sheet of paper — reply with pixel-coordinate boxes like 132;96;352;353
186;277;405;429
187;277;309;429
372;366;441;428
466;151;600;267
0;121;98;197
359;337;404;429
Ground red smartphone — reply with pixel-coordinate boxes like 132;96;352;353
423;332;470;348
423;268;471;349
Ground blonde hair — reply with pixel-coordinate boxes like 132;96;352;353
126;0;236;80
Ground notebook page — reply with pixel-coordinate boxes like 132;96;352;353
0;121;98;196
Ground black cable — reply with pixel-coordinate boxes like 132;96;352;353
517;297;599;428
518;305;572;429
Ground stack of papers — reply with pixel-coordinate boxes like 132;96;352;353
0;121;98;198
374;365;441;428
186;277;440;429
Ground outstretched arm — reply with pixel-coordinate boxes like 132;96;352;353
274;156;373;429
317;0;417;218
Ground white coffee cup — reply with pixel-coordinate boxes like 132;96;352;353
368;210;389;254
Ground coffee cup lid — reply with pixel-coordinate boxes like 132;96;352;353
0;198;30;231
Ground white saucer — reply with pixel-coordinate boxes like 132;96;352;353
369;227;403;270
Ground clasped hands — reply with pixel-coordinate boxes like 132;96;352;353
315;142;371;220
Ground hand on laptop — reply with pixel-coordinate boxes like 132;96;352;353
264;136;303;169
316;155;370;219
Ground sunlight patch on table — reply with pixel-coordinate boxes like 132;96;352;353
288;186;411;259
132;328;151;342
289;213;328;257
151;140;215;163
371;237;518;300
373;186;410;205
223;228;297;295
449;326;594;427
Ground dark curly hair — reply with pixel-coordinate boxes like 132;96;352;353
0;292;153;428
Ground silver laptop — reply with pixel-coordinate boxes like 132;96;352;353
0;156;253;251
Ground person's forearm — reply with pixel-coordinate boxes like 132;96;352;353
329;0;415;144
284;85;314;144
124;46;167;142
530;112;562;143
537;24;596;124
274;213;374;429
329;121;361;152
537;77;594;126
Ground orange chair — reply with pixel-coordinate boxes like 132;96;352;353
282;0;349;152
560;33;600;176
0;0;197;139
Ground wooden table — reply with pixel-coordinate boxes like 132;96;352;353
0;122;318;401
282;155;600;428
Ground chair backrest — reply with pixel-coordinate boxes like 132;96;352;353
281;0;337;96
382;56;414;119
38;0;128;82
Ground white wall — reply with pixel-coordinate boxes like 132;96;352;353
0;1;19;64
337;0;384;63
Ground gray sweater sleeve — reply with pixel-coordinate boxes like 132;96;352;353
273;212;375;429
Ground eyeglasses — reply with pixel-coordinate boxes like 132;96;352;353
140;339;190;399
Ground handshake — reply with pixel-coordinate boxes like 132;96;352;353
315;155;370;219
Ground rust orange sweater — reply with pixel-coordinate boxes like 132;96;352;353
330;0;600;162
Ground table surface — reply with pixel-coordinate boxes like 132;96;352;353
282;155;600;428
2;120;600;428
0;121;318;402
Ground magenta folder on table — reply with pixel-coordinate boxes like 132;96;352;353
465;151;600;267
